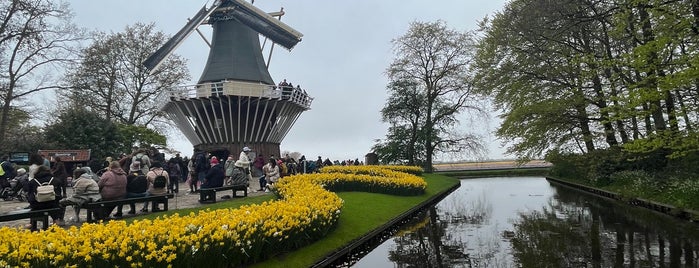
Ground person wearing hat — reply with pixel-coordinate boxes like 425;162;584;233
114;162;148;217
229;160;249;186
224;156;236;185
238;147;252;189
200;156;224;202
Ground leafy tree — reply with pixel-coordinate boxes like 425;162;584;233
372;125;426;165
64;22;190;127
474;0;699;162
379;21;485;172
0;0;82;151
2;108;48;153
116;123;167;154
374;80;425;165
44;108;124;163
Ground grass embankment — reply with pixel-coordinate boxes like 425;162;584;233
125;173;459;267
438;167;550;178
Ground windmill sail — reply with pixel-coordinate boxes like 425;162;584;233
227;0;303;50
143;5;216;72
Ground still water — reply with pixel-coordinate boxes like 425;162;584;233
351;177;699;268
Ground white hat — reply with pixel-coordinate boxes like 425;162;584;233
243;147;251;152
234;160;244;168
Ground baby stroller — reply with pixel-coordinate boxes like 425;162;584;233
1;170;28;201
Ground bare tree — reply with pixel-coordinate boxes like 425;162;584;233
383;21;485;172
0;0;82;150
64;22;190;127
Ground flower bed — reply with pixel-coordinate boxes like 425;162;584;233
0;165;424;267
321;165;423;175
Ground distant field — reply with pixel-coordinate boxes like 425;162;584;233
433;160;551;171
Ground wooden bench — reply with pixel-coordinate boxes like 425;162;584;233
82;193;174;222
0;208;62;230
199;184;247;204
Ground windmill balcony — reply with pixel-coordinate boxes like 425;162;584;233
164;80;313;109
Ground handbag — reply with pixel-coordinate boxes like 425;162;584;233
35;177;56;202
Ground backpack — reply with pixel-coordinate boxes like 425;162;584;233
195;153;208;172
34;178;56;202
153;170;167;188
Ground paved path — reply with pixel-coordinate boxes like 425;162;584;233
0;180;270;229
433;160;551;171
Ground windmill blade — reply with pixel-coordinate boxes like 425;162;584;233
228;0;303;50
143;4;218;72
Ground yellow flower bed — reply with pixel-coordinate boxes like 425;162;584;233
0;166;425;267
321;165;423;176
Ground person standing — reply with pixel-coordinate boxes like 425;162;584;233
132;149;151;175
0;155;16;190
187;157;197;193
166;158;181;194
194;150;209;191
51;157;70;197
238;147;252;189
253;155;265;177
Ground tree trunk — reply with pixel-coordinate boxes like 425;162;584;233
573;89;596;152
591;73;619;147
638;4;667;132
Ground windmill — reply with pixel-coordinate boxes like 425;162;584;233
144;0;312;158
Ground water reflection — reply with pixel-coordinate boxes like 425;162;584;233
351;177;699;268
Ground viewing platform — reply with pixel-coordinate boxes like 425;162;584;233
164;80;313;109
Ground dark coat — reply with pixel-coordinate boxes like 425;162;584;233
202;163;224;189
24;168;62;209
126;171;148;194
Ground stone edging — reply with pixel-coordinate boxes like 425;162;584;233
546;176;699;223
311;181;461;267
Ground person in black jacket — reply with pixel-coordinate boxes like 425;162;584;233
24;165;65;230
0;155;15;189
114;162;149;218
51;157;69;197
200;157;224;202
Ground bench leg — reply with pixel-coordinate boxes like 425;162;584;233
73;207;81;223
163;199;168;211
41;214;49;230
86;209;94;222
199;191;206;202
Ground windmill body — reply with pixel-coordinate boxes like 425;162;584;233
145;0;311;158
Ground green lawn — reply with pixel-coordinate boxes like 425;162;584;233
121;174;459;267
253;173;459;267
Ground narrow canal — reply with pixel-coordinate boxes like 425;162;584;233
348;176;699;267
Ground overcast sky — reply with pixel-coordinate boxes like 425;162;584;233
68;0;509;160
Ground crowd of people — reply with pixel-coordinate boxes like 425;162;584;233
0;147;365;231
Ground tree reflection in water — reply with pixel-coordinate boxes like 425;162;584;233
510;185;699;267
387;191;511;267
353;178;699;268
